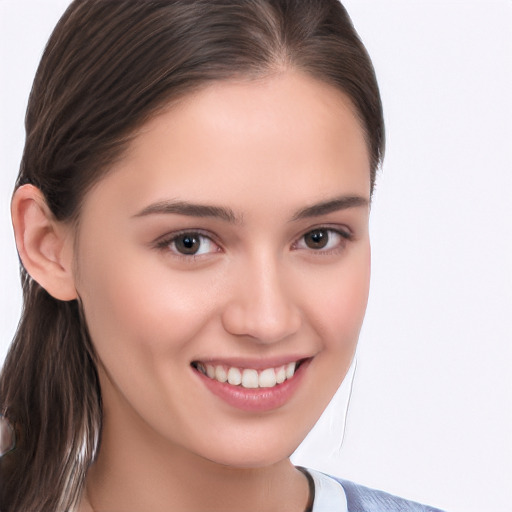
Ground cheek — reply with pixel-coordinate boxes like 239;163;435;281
76;248;216;365
313;244;371;348
290;246;371;441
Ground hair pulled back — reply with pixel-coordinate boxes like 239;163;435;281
0;1;384;510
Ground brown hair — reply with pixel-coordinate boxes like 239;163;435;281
0;1;384;510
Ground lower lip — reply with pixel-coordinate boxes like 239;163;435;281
194;360;311;413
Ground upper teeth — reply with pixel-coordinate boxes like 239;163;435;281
196;362;297;389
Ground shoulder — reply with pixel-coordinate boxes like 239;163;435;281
333;476;446;512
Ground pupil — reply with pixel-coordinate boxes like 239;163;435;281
183;237;195;248
306;229;328;249
177;234;199;254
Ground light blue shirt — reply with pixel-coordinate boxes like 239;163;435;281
304;468;446;512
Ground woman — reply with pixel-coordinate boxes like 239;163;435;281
0;1;445;510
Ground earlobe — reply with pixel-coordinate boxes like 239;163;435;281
11;184;77;301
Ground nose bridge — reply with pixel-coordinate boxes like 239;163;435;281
221;249;301;343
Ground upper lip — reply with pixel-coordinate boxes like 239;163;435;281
191;355;313;370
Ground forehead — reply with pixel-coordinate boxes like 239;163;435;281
82;71;371;217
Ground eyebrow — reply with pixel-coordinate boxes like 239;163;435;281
291;195;369;221
133;195;368;224
133;200;241;224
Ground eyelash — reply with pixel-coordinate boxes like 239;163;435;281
154;227;353;259
154;230;221;260
292;227;353;254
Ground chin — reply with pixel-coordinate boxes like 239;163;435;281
207;454;288;470
198;436;302;470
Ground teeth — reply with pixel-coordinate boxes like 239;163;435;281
206;364;216;379
196;362;207;376
196;361;300;388
242;369;259;389
227;367;242;386
275;366;286;384
215;365;227;383
259;368;277;388
285;362;296;379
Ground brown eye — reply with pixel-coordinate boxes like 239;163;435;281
294;228;350;253
303;229;330;249
174;233;201;254
155;231;220;258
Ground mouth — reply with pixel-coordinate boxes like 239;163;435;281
191;357;312;412
191;359;309;389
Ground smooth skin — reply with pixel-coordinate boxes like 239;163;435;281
12;70;371;512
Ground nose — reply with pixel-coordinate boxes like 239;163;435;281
221;255;302;344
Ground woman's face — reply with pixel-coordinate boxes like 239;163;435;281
73;71;371;467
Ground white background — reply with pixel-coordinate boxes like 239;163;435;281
1;1;511;511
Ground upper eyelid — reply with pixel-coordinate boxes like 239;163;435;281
151;224;353;250
291;226;353;252
153;231;222;260
154;228;220;246
297;224;353;239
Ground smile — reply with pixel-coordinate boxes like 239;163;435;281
191;358;311;412
192;361;301;389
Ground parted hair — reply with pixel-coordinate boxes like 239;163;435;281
0;1;384;510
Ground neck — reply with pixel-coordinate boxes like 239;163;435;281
82;377;309;512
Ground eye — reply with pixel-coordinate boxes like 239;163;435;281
158;231;220;256
294;228;350;252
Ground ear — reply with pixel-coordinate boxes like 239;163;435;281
11;184;77;301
